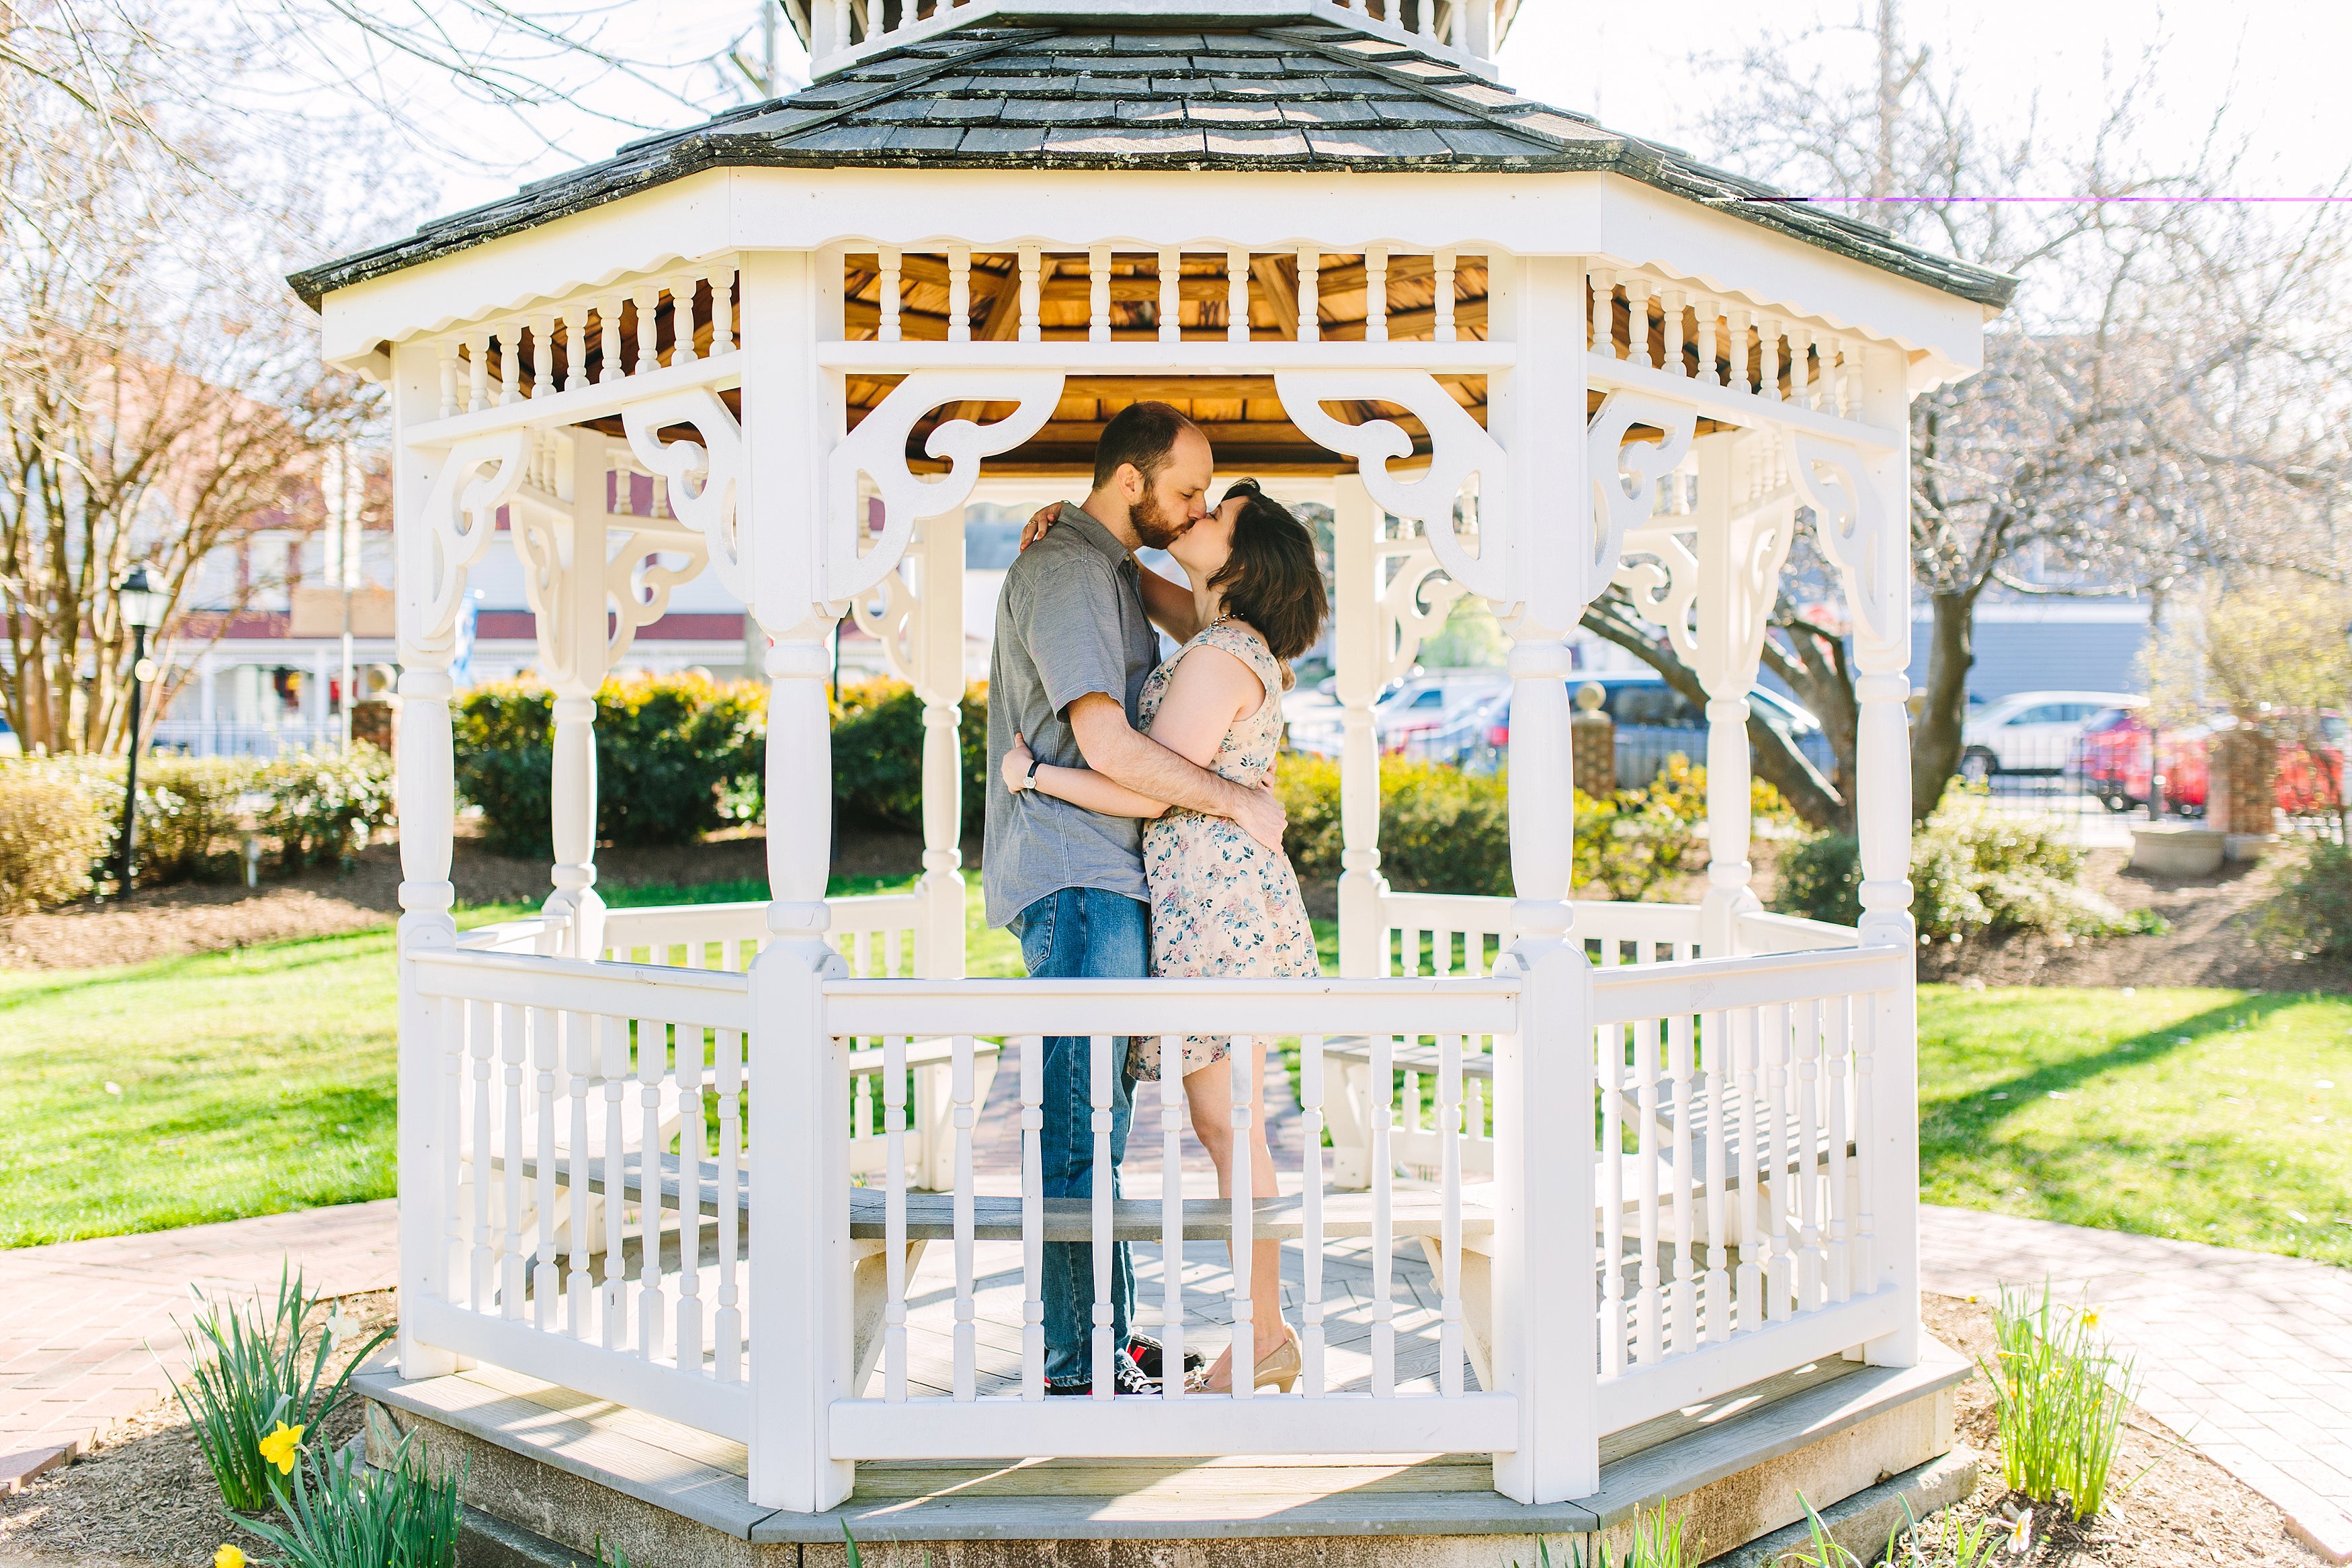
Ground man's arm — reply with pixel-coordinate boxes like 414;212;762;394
1136;566;1200;644
1067;693;1286;849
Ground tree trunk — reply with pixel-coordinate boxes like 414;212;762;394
1911;588;1977;820
1579;598;1848;829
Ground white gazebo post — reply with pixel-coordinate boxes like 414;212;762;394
1694;430;1795;957
527;431;616;958
1794;341;1921;1370
1486;255;1601;1506
389;339;517;1381
914;507;967;979
742;249;855;1515
1331;473;1386;981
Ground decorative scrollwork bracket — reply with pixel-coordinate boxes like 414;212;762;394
623;388;745;603
1791;433;1904;656
826;372;1062;604
401;432;524;662
1276;370;1509;605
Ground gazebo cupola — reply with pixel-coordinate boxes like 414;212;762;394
294;0;2011;1530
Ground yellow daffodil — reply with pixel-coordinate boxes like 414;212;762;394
258;1420;304;1475
214;1547;247;1568
2081;1307;2102;1331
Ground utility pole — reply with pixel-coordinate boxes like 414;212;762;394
729;0;782;99
1874;0;1898;202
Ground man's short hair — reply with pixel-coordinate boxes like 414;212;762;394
1092;401;1200;491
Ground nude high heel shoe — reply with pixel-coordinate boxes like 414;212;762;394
1191;1324;1304;1394
1253;1323;1303;1393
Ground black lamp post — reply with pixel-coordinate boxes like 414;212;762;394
112;564;166;893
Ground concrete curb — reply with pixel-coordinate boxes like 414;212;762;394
1706;1447;1979;1567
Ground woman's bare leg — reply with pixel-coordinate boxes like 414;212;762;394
1185;1039;1289;1390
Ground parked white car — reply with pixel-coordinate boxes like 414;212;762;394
1959;690;2139;780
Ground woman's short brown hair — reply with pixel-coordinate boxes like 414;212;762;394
1212;480;1327;666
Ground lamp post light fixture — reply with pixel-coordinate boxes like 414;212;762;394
112;564;167;894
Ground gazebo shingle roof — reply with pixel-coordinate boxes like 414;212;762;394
288;19;2017;312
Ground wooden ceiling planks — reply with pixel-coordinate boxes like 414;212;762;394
836;251;1494;473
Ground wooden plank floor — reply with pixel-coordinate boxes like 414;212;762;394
888;1227;1470;1399
880;1044;1472;1398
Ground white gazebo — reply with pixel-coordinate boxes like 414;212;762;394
296;0;2011;1554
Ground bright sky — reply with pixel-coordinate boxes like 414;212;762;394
400;1;2349;228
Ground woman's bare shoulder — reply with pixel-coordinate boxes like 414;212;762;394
1165;636;1267;709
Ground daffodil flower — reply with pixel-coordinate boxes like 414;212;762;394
258;1420;304;1475
323;1308;352;1348
2081;1307;2101;1331
214;1546;247;1568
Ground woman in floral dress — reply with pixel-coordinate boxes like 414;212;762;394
1002;479;1325;1395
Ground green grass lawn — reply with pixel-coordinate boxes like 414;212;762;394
6;896;2346;1264
1918;985;2350;1267
0;929;403;1246
0;875;1020;1248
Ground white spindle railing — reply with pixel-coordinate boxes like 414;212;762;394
820;977;1523;1463
1593;267;1870;427
411;949;755;1438
399;919;1913;1508
428;266;743;436
834;245;1486;347
1585;944;1913;1432
808;0;1499;80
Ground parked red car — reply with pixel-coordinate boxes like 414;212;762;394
2072;707;2348;816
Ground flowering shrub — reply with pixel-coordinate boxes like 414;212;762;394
256;745;394;870
0;748;397;907
0;763;112;912
1775;789;2162;939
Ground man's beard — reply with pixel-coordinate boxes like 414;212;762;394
1130;485;1189;550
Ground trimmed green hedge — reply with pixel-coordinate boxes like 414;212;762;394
452;674;764;857
829;677;989;836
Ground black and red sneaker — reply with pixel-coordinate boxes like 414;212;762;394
1044;1348;1160;1397
1127;1333;1205;1383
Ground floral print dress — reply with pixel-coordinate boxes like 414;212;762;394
1130;617;1320;1082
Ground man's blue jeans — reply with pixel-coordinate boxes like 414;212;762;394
1010;886;1146;1387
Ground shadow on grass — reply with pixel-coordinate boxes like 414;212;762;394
1920;989;2316;1137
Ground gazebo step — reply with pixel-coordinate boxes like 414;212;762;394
353;1340;1973;1561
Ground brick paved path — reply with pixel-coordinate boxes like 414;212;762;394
0;1201;396;1489
1922;1204;2352;1564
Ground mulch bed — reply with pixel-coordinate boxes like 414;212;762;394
1914;845;2352;994
1921;1292;2319;1565
0;823;938;973
1;1291;2316;1566
0;1291;397;1568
